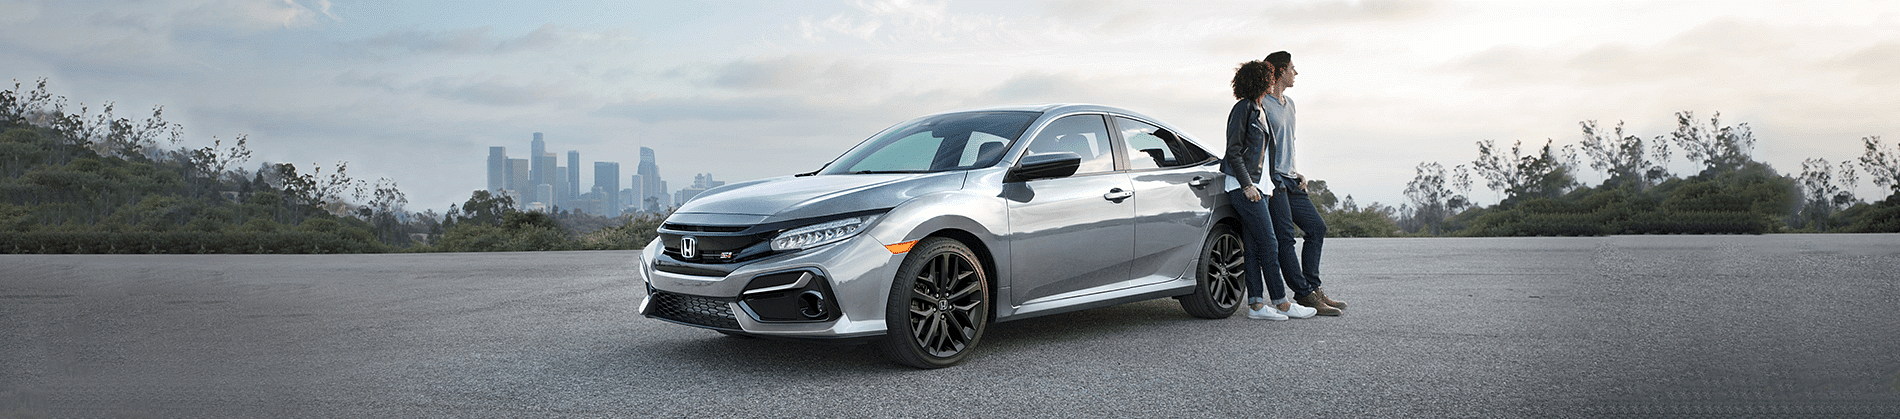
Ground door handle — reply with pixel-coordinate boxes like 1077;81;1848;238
1103;188;1133;202
1188;176;1209;188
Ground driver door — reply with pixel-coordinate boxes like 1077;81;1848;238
1005;114;1136;305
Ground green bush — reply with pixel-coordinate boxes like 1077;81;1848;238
1843;196;1900;233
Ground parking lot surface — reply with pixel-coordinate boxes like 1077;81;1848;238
3;234;1898;417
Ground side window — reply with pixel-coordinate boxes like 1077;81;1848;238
1022;115;1115;175
1116;116;1208;170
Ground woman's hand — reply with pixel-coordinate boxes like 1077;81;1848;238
1243;185;1262;202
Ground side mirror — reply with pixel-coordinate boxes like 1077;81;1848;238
1005;152;1082;183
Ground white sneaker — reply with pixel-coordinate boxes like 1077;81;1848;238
1246;305;1288;320
1277;302;1317;319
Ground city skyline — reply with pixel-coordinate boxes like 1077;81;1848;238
487;132;710;215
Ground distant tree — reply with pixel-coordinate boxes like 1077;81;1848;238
1;78;58;125
454;190;515;227
1861;135;1900;197
1668;111;1756;175
1401;161;1470;235
1471;139;1578;204
355;177;412;245
1797;158;1858;231
1305;179;1339;212
1323;195;1399;237
273;163;318;207
182;134;250;194
1578;120;1670;187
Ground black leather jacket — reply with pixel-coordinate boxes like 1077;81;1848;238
1220;98;1272;190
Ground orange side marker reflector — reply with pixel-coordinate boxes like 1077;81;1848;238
884;240;919;254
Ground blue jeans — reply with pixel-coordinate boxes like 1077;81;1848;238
1269;175;1326;297
1227;188;1289;306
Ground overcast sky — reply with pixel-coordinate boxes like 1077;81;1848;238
4;0;1897;213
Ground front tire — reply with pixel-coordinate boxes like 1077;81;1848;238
1180;223;1245;319
876;237;989;369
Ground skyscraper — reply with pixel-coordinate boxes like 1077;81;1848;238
486;147;506;193
594;161;620;215
553;166;568;209
628;174;643;211
565;150;580;203
508;158;529;208
530;132;549;188
658;180;670;208
534;184;554;210
538;152;556;190
638;147;663;211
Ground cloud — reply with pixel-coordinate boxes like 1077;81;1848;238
351;24;635;57
596;95;851;124
420;76;577;107
1266;0;1446;25
333;71;591;108
797;0;1016;46
1440;18;1808;90
974;72;1099;104
360;27;494;55
0;0;41;24
1835;41;1900;84
180;0;335;31
705;55;893;93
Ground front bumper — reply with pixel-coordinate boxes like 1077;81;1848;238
636;234;906;339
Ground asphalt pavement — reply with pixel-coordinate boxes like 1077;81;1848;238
2;234;1898;418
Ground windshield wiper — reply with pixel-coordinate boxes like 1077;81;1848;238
796;163;830;177
851;170;924;175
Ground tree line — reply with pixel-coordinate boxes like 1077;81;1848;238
1;79;662;253
1326;111;1900;237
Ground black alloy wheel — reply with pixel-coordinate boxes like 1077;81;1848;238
1180;223;1245;319
877;237;989;369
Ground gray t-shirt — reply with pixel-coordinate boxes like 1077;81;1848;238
1263;94;1297;178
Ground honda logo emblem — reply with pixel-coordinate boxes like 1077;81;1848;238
681;236;698;259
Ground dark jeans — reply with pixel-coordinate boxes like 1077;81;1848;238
1269;175;1326;297
1226;187;1289;305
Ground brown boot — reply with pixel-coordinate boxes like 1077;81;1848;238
1314;288;1346;309
1295;293;1341;316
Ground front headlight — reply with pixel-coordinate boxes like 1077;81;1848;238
770;215;880;251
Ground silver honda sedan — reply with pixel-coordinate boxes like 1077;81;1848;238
636;104;1244;368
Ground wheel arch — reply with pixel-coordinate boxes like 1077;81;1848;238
920;227;1000;321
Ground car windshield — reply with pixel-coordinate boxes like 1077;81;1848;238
819;111;1039;175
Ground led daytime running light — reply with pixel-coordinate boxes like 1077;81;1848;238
771;216;876;251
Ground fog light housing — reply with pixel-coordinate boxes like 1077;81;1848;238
737;270;838;323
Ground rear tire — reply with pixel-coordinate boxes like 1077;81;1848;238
1181;223;1245;319
875;237;989;369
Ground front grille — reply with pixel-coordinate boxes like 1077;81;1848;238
659;231;775;264
663;223;749;233
648;289;741;330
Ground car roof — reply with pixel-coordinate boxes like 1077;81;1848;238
936;103;1216;154
940;103;1129;115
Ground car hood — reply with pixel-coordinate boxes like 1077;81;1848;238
670;172;966;224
